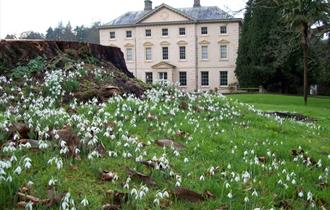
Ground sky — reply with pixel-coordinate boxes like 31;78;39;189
0;0;247;39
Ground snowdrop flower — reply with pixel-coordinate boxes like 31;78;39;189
307;191;313;201
199;175;205;181
14;166;22;175
24;158;32;169
252;190;258;197
153;198;160;206
184;158;189;163
298;191;304;198
48;177;57;186
80;197;89;207
227;192;233;199
244;196;249;203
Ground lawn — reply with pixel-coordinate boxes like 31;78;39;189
1;71;330;210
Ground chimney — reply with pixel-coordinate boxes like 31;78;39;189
144;0;152;11
193;0;201;7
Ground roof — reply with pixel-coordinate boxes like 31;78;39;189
101;4;239;28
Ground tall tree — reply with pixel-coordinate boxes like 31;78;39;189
46;27;55;40
277;0;330;104
235;0;279;89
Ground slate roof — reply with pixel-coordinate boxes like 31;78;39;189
102;5;237;28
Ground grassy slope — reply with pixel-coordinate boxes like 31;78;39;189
1;90;330;210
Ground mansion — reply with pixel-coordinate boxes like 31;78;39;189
99;0;242;91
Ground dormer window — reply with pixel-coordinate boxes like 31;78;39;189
126;30;132;38
162;28;168;36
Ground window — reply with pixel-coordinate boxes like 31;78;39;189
179;46;186;60
179;72;187;86
201;71;209;86
145;72;153;84
145;29;151;37
220;45;228;59
220;26;227;34
110;31;115;39
159;72;168;80
126;30;132;38
145;47;152;61
220;71;228;86
126;48;133;61
201;46;208;60
162;47;169;60
179;27;186;35
162;28;168;36
201;27;208;35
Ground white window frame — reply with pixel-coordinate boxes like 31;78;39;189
162;28;169;37
109;31;116;39
145;47;152;61
220;26;227;35
145;29;152;37
220;71;228;86
145;72;153;84
179;71;187;86
201;27;208;35
159;72;168;81
201;71;209;86
220;45;228;60
201;46;208;60
126;48;133;62
179;27;186;36
179;46;186;60
126;30;132;38
162;47;169;60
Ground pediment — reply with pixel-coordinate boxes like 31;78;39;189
199;40;210;45
160;41;170;46
177;40;188;46
124;43;134;48
137;4;193;24
152;61;176;69
143;42;154;47
218;39;230;44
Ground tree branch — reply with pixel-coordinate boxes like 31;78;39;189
311;24;330;38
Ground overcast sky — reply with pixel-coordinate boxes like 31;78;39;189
0;0;247;38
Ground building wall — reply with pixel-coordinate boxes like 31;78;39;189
99;21;240;92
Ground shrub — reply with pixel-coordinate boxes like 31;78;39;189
10;57;45;79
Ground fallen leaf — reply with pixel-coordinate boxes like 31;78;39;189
171;187;204;203
102;204;121;210
101;170;116;181
127;168;157;187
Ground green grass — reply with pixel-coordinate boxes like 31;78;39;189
1;85;330;209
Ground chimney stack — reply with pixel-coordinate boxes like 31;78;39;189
144;0;152;11
193;0;201;8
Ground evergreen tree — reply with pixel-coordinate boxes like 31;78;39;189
235;0;279;89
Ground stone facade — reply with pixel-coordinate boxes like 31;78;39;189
99;1;241;92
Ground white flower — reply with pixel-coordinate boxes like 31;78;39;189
227;192;233;199
80;197;89;207
199;175;205;181
14;166;22;175
307;191;313;201
48;177;57;186
244;196;249;203
184;158;189;163
252;190;258;197
298;191;304;198
153;198;160;206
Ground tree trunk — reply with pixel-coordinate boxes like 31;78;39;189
302;26;309;105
